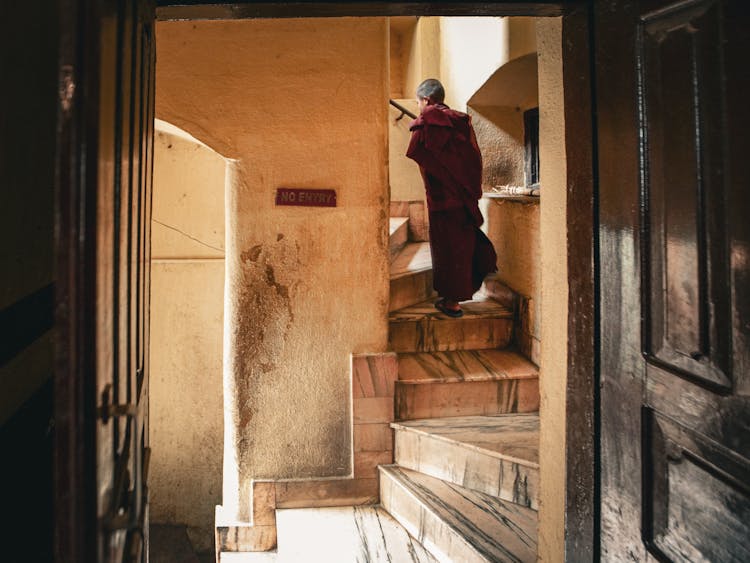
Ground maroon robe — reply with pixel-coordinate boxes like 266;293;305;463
406;104;497;301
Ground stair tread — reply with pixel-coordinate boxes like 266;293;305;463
380;465;537;562
398;349;538;384
390;242;432;279
388;298;514;353
390;297;513;321
392;413;539;467
389;216;409;236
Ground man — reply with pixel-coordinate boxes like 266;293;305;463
406;78;497;318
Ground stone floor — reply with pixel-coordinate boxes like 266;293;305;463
150;524;214;563
220;506;437;563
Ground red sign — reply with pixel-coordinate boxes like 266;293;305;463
275;188;337;208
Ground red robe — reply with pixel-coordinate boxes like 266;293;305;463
407;104;497;301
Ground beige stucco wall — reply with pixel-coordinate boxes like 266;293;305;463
389;18;428;203
469;53;538;110
537;17;567;563
149;125;226;553
507;17;538;62
471;105;526;189
151;122;226;259
156;18;390;521
439;17;537;111
483;198;540;340
389;17;417;99
404;17;441;102
389;99;424;202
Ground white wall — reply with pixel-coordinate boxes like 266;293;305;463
149;123;226;553
439;17;537;111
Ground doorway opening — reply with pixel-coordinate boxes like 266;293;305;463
148;12;592;562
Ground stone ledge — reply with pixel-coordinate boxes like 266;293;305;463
275;478;379;509
487;194;540;204
215;502;277;555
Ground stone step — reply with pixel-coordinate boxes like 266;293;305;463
392;414;539;509
388;298;513;353
222;506;438;562
389;217;409;262
379;465;537;563
390;241;435;312
395;349;539;419
390;200;429;242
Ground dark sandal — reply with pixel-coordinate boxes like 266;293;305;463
435;298;464;318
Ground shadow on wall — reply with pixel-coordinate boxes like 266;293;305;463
149;119;228;557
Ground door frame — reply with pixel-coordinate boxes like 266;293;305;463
156;2;600;560
55;0;103;560
55;0;156;561
55;1;598;561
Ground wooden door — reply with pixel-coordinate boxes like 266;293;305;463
596;0;749;560
56;0;155;561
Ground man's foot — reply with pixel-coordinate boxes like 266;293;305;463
435;297;464;318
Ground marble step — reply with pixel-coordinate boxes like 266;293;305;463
389;298;513;353
389;217;409;263
379;465;537;563
395;349;539;420
390;200;429;242
392;414;539;509
221;506;439;563
390;242;435;312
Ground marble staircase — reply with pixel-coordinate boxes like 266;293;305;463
391;414;540;510
379;465;537;563
222;207;540;562
381;205;540;562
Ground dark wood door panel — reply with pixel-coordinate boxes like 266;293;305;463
644;409;750;562
639;0;731;392
647;367;750;458
725;2;750;399
598;0;749;560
